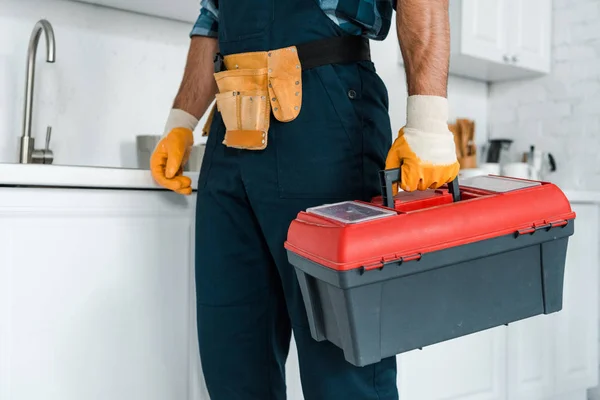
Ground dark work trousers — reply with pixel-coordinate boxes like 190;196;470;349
194;0;398;398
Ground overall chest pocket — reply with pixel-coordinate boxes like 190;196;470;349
219;0;274;41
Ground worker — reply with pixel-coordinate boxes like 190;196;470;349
150;0;459;398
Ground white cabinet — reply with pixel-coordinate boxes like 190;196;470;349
447;0;552;82
398;328;508;400
553;204;599;396
393;206;599;400
1;182;597;400
506;315;555;400
506;202;599;400
459;0;509;65
507;0;552;73
70;0;199;23
0;187;205;400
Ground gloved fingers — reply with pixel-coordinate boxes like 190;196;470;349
175;186;193;196
428;176;449;190
164;128;193;178
417;178;429;191
385;142;402;195
174;174;192;189
150;147;169;183
150;150;191;193
429;163;461;190
165;147;185;179
174;172;193;195
384;147;401;171
157;175;192;193
400;163;417;192
429;181;443;190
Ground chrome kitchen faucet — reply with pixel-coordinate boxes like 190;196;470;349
19;19;55;164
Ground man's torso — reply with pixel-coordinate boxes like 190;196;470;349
192;0;396;41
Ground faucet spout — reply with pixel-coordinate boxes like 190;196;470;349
20;19;56;164
38;20;56;63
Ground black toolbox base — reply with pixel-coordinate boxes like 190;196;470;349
290;225;573;367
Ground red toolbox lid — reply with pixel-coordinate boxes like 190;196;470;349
284;176;576;272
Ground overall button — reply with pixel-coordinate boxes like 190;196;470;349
348;89;357;99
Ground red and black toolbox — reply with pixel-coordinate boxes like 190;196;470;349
284;170;576;367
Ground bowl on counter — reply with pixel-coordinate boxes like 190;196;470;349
186;144;205;172
136;135;205;172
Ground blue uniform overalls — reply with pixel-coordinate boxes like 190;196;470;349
195;1;398;398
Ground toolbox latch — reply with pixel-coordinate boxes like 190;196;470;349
360;253;422;274
515;219;568;237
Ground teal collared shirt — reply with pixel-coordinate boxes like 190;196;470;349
190;0;396;41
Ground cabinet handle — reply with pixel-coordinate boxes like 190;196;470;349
512;55;519;63
503;54;510;62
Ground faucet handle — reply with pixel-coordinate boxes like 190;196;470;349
45;126;52;151
31;125;54;164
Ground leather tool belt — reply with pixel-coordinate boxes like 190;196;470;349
202;35;371;150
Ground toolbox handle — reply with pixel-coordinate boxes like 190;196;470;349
379;168;461;209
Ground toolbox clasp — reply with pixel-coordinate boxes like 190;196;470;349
360;253;422;274
516;219;569;237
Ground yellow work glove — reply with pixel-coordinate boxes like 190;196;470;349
385;95;460;193
150;109;198;195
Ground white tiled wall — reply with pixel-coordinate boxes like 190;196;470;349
0;0;489;168
488;0;600;190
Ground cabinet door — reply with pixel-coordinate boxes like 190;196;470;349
460;0;509;63
507;0;552;73
553;204;599;396
0;188;199;400
398;327;507;400
506;314;555;400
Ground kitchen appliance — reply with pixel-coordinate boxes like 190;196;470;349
285;170;575;367
484;138;513;164
523;146;557;180
460;163;502;179
459;168;485;179
503;162;530;179
480;162;501;175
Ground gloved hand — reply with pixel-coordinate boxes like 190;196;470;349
385;95;460;193
150;109;198;195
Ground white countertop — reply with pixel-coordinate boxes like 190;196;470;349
0;163;200;190
563;190;600;204
1;163;599;203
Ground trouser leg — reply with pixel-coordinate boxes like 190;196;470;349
194;117;291;400
244;62;399;399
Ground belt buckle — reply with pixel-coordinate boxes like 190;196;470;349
213;52;225;73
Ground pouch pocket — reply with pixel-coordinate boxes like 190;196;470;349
215;89;270;150
240;91;269;132
215;91;239;131
214;68;269;93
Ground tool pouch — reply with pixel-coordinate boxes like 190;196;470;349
201;103;216;137
213;47;302;150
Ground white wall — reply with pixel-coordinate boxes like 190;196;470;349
0;0;488;168
0;0;194;167
488;0;600;190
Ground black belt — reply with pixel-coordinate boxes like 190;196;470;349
214;35;371;72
